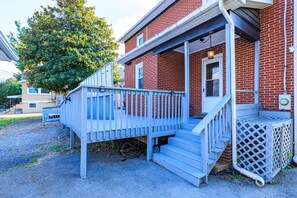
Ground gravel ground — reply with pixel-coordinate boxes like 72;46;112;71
0;118;69;173
0;118;297;198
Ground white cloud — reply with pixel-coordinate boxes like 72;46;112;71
112;0;160;55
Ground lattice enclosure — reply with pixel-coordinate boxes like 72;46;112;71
237;117;293;182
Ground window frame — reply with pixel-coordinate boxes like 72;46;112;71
28;102;37;109
27;87;51;95
135;62;143;89
136;34;144;46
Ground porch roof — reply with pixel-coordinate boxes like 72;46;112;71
116;0;245;65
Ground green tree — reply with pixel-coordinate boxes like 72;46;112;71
11;0;118;92
0;78;21;106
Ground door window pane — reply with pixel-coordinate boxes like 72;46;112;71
205;61;220;97
206;63;219;80
206;79;219;97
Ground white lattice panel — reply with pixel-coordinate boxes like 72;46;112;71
237;116;293;182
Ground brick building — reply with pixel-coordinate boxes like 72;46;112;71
115;0;296;186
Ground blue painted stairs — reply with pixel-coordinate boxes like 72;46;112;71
153;124;231;187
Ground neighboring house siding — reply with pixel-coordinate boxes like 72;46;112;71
21;81;55;113
260;0;294;113
125;0;202;53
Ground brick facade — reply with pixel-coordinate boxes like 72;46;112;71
125;38;255;116
123;0;295;170
125;0;202;53
260;0;294;113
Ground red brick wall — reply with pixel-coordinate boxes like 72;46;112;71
260;0;294;112
125;28;147;54
124;38;256;116
124;52;159;90
125;0;202;53
158;51;185;91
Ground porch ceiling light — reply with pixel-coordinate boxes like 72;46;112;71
208;35;214;59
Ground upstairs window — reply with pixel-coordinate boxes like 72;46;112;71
137;34;144;46
40;88;50;94
27;87;50;95
135;63;143;89
28;87;38;94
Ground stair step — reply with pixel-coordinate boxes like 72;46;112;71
175;129;201;143
160;145;215;168
221;136;231;144
182;124;197;131
168;137;200;153
153;153;205;187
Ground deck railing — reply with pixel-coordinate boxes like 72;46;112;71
42;106;60;123
80;62;113;86
192;95;231;177
60;85;184;142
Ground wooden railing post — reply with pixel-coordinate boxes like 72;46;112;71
80;87;88;178
201;126;209;183
147;91;153;161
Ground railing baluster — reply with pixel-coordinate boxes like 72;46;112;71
97;89;99;141
131;91;134;136
103;90;106;140
90;89;93;142
125;91;129;138
140;92;143;136
135;91;138;136
120;90;123;138
114;90;118;139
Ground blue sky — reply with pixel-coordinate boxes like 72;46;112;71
0;0;159;72
0;0;160;53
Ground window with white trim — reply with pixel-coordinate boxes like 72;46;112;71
27;87;50;95
28;87;38;94
135;63;143;89
137;34;144;46
28;103;37;109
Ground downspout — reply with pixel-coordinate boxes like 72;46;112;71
219;0;265;187
293;0;297;164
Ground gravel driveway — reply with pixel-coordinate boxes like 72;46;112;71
0;118;297;198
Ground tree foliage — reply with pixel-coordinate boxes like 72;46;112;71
11;0;118;92
0;78;21;106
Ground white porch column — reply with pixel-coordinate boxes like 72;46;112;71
225;24;231;95
254;41;260;104
183;41;190;123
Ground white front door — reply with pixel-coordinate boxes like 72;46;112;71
202;54;223;113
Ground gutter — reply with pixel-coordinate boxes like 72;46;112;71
219;0;265;187
293;0;297;164
0;31;19;61
116;0;221;65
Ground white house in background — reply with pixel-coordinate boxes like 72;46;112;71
0;31;19;82
20;79;56;114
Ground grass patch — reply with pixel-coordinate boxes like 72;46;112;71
22;158;38;168
50;144;62;152
231;172;244;180
0;116;41;130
